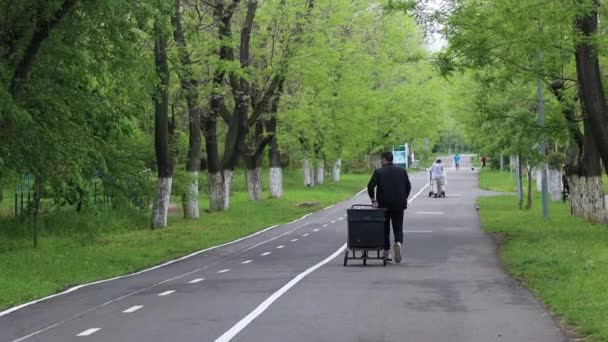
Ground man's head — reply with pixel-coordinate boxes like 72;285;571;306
436;159;442;164
381;152;393;165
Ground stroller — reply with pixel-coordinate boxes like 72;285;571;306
428;169;446;198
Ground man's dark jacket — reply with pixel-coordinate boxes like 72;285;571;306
367;164;412;210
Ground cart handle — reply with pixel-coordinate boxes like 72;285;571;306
350;204;375;209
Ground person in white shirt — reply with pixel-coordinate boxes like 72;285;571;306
430;159;445;198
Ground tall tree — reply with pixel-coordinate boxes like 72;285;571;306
151;21;174;229
173;0;202;219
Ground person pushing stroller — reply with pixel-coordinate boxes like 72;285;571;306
429;159;446;198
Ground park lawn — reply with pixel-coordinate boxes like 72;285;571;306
0;170;368;311
477;168;526;193
478;171;608;341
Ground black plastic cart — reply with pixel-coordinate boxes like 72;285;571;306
344;204;388;266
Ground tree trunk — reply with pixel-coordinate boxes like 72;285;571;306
152;177;173;228
151;29;173;229
267;118;283;198
547;168;562;202
303;159;314;187
567;175;608;223
183;172;199;219
9;0;77;101
551;77;608;222
526;164;533;210
536;168;543;192
209;170;233;211
246;167;263;201
517;155;523;209
574;1;608;174
331;159;342;182
173;0;201;219
315;160;325;185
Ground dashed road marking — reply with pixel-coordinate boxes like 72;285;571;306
188;278;204;284
241;260;253;264
313;229;319;232
158;290;175;296
217;269;231;274
276;245;285;249
123;306;143;313
77;328;100;337
302;233;309;237
261;252;271;256
291;239;298;242
322;224;328;227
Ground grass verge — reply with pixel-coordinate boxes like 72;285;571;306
0;170;368;311
478;171;608;341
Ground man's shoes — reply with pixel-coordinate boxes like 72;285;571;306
394;242;402;263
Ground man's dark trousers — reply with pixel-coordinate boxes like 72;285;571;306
384;209;404;251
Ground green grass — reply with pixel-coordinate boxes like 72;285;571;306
0;170;368;310
477;168;529;193
478;172;608;341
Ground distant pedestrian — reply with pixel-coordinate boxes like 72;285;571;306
453;153;461;171
367;152;412;263
430;159;445;198
481;155;487;168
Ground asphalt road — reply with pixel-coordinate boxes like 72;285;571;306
0;155;567;342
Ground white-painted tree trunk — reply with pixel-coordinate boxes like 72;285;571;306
246;167;263;201
303;159;314;187
315;160;325;185
269;167;283;198
151;177;172;229
209;170;232;211
547;168;562;202
536;168;543;192
183;171;199;219
568;175;608;224
331;159;341;182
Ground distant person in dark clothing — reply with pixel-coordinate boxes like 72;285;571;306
367;152;412;263
481;155;487;168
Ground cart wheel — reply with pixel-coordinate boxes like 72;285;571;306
343;250;348;267
428;192;433;197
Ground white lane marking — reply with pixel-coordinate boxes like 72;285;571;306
158;290;175;296
302;233;309;237
123;305;143;313
331;221;336;224
276;245;285;249
313;229;319;232
289;213;312;224
322;224;328;227
214;244;347;342
406;230;433;233
9;268;203;342
188;278;205;284
324;204;335;210
408;183;429;204
77;328;100;337
291;239;298;242
415;212;445;215
337;217;344;220
241;260;253;264
261;252;271;256
217;269;231;274
0;221;286;318
356;188;367;195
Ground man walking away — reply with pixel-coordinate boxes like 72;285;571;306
367;152;412;263
481;155;487;168
430;159;445;198
454;153;461;171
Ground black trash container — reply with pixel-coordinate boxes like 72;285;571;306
346;205;387;249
